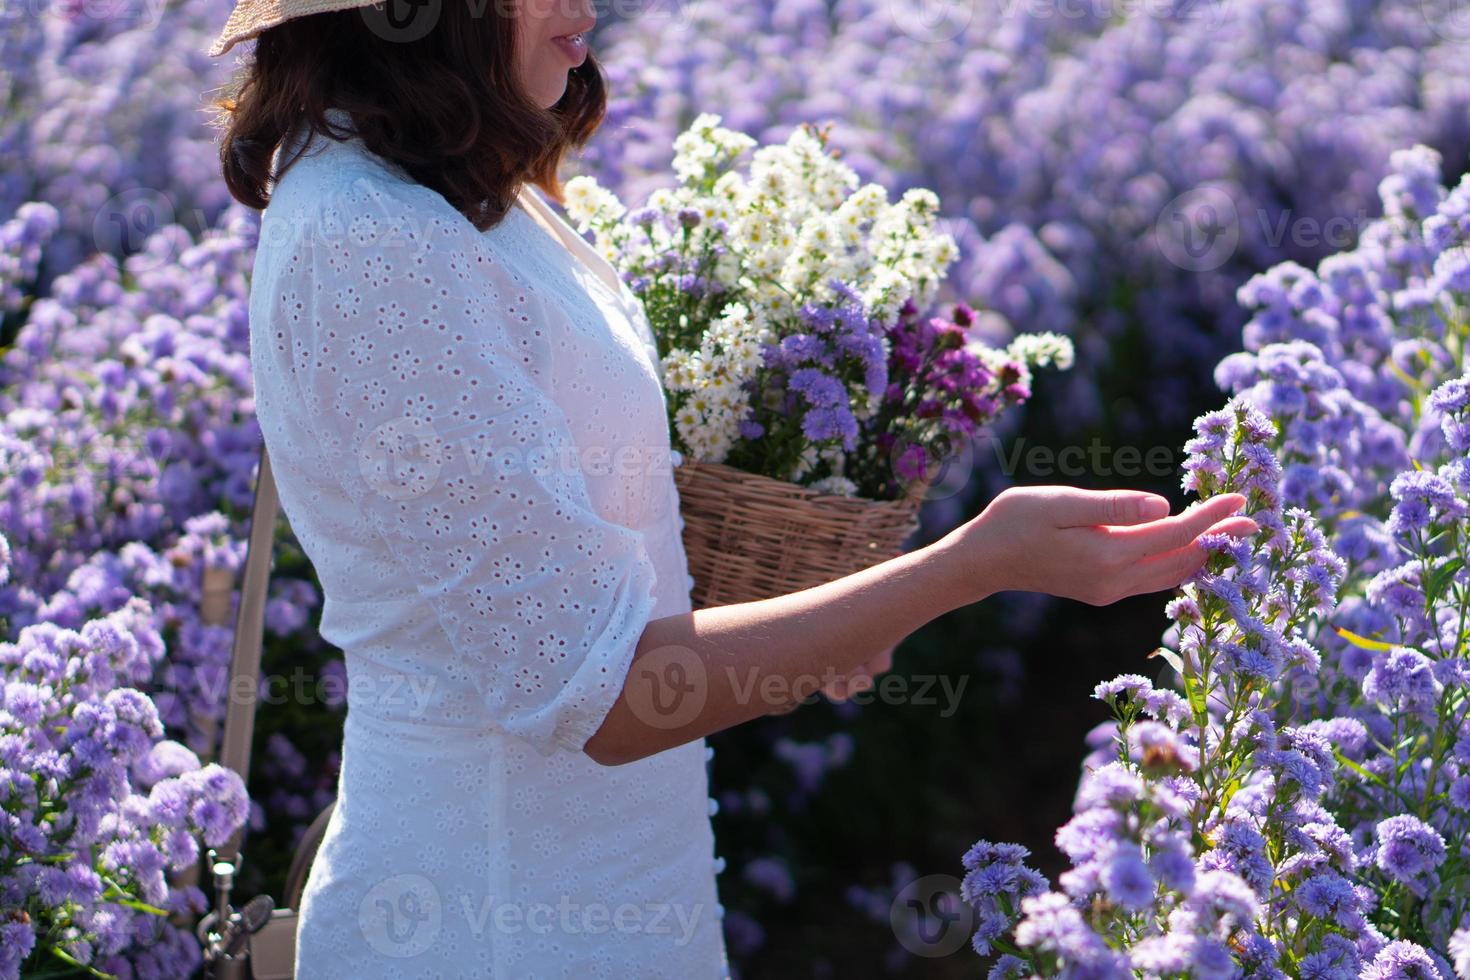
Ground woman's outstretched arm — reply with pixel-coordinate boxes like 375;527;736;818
583;486;1257;765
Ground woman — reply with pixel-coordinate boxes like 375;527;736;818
207;0;1257;975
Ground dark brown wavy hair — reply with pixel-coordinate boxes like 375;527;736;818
211;0;606;231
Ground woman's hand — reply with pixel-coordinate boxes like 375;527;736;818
818;488;1248;701
952;486;1257;606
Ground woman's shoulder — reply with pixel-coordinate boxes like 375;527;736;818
256;141;553;319
262;133;463;249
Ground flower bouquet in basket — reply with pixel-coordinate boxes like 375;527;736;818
564;114;1073;607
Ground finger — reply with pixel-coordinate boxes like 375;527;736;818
1207;515;1260;539
1119;539;1214;597
1103;493;1249;563
1053;488;1173;528
822;678;851;702
869;646;895;675
1119;512;1259;596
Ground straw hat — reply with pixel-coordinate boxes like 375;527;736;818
208;0;382;57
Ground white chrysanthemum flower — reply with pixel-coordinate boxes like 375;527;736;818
713;171;745;201
661;349;699;390
749;165;789;201
688;354;725;388
825;252;862;286
697;197;734;226
707;301;762;341
928;233;959;272
1007;332;1076;371
674;393;740;463
674;114;757;184
562;175;623;227
789;443;821;481
746;250;779;277
973;343;1035;391
684;386;723;417
674;402;703;435
852;184;888;221
735;214;770;247
832;210;868;250
809;475;859;497
646;187;680;213
861;266;911;318
760;290;798;322
705;379;749;415
779;249;822;292
897;187;940;222
713;251;745;284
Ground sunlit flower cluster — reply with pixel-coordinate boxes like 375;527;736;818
0;559;249;980
566;114;1063;495
964;147;1470;976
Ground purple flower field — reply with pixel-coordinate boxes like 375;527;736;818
963;145;1470;978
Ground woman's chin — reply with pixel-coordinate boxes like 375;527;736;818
533;78;570;110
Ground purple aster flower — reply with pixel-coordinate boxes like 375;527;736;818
961;840;1048;956
1389;470;1466;535
0;921;37;976
1361;940;1445;980
1093;674;1155;707
1103;844;1155;911
1374;815;1447;897
1363;647;1442;719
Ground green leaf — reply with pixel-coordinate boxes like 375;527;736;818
1184;675;1208;718
1220;776;1242;809
1149;646;1185;676
110;895;170;916
47;945;118;979
1335;750;1388;789
1423;558;1464;603
1387;360;1420;390
1333;625;1395;652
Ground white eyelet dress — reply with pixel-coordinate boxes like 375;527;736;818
245;110;729;978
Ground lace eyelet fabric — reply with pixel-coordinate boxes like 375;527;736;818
249;111;727;978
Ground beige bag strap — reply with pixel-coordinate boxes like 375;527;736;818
216;442;281;867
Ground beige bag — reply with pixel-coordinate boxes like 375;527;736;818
198;444;336;980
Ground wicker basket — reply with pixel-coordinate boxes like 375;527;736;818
672;460;932;609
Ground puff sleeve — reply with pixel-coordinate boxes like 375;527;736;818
270;170;661;756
